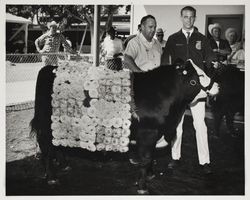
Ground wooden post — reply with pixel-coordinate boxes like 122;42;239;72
24;24;28;53
93;5;100;67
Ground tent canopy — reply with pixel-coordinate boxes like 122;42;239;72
6;13;32;24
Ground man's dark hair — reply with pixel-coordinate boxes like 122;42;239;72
180;6;196;17
140;15;156;25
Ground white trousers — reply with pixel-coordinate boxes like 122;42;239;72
171;100;210;165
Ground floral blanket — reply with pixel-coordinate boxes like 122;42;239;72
51;60;132;152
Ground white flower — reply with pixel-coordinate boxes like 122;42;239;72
106;79;113;86
121;128;131;137
123;119;131;129
111;138;119;146
89;89;99;98
72;117;81;127
51;115;60;123
104;136;112;145
87;107;97;118
113;94;122;102
96;134;105;143
99;79;107;85
53;108;61;116
51;122;60;131
105;144;113;151
122;86;131;95
119;137;130;147
52;130;60;138
105;127;113;137
51;99;60;107
89;99;98;107
52;139;60;146
113;128;122;138
111;85;122;94
113;78;122;85
102;119;112;128
87;143;96;152
104;94;113;102
79;141;88;149
96;143;105;151
79;131;88;141
112;145;119;152
111;117;123;128
85;125;96;135
119;146;129;153
121;78;131;86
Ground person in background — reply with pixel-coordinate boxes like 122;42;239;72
101;26;124;71
230;37;245;70
35;21;77;67
208;23;231;62
161;6;217;175
63;36;73;60
155;28;167;50
225;27;242;64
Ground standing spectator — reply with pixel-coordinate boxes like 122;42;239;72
101;27;124;71
124;15;168;161
208;23;231;62
161;6;216;174
155;28;167;50
63;37;72;60
35;21;76;67
225;27;242;64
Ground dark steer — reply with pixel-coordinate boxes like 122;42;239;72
210;64;244;137
30;60;205;193
132;60;204;194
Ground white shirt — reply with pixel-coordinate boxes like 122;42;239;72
102;36;124;59
182;28;194;38
124;33;162;71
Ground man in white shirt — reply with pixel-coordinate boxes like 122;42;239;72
124;15;168;164
124;15;162;72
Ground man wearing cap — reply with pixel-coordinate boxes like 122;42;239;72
208;23;231;62
155;28;167;50
161;6;217;175
35;21;76;66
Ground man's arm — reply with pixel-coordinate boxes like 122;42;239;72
123;54;142;72
161;36;173;65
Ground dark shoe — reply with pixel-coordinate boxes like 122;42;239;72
167;159;180;169
201;163;212;175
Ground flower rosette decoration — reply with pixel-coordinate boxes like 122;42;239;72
51;61;132;152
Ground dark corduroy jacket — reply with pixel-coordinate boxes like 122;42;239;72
161;29;216;74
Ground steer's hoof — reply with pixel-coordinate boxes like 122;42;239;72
61;165;72;172
137;189;149;195
146;174;156;181
47;179;60;185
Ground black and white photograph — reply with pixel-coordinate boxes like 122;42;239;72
2;0;249;198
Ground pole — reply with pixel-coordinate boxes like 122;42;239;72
93;5;100;67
